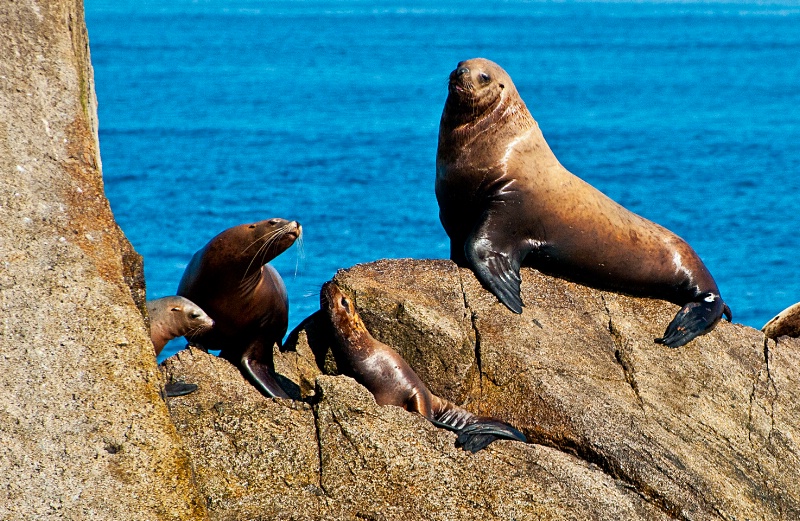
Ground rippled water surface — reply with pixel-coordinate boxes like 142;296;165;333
84;1;800;359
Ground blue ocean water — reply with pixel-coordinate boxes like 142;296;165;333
84;1;800;361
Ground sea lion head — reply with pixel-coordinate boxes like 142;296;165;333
320;281;369;344
203;218;301;273
174;297;215;332
440;58;533;144
146;295;215;354
444;58;516;122
244;218;302;257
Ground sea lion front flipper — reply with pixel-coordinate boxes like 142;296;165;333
164;382;199;397
239;342;290;399
464;217;527;314
655;293;731;348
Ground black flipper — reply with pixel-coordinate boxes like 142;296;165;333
655;293;732;348
240;343;291;399
165;382;198;397
455;420;527;453
464;220;527;314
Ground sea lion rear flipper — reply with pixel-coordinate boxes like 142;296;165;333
655;293;729;348
432;401;527;453
455;420;527;453
465;223;526;314
240;343;291;399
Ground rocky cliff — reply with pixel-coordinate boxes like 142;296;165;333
165;259;800;520
5;1;798;519
0;2;206;519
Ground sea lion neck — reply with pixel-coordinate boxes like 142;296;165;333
439;87;534;149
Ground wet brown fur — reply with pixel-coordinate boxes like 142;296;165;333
436;58;730;347
178;218;301;398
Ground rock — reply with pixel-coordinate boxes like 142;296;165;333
164;347;668;520
0;2;206;519
762;301;800;340
165;258;800;520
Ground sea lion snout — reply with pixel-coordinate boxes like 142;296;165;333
287;221;302;239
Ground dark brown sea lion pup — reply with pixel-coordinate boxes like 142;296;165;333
320;281;527;453
762;302;800;340
178;218;301;399
146;295;214;397
436;57;732;348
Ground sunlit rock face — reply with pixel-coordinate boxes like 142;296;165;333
166;258;800;520
0;2;206;519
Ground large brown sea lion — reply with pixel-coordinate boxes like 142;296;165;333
436;58;731;348
320;281;527;453
177;218;301;399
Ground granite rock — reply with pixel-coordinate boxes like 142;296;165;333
166;258;800;520
0;2;207;519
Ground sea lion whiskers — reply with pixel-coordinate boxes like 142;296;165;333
291;234;305;278
184;320;214;340
240;223;293;280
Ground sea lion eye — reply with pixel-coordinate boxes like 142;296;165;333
340;297;350;311
249;224;256;229
189;312;201;319
171;307;181;312
479;72;491;83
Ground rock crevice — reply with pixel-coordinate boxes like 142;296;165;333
163;259;800;520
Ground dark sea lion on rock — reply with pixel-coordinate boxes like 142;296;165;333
762;302;800;340
178;218;301;399
436;57;731;348
321;281;526;453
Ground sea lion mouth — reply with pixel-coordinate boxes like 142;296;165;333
448;71;472;97
320;281;340;310
286;223;302;240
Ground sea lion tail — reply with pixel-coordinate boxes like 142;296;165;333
655;293;730;348
453;419;527;453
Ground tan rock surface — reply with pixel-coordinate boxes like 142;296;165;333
165;258;800;520
0;2;206;519
165;347;668;521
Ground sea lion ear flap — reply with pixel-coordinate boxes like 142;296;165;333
464;220;526;314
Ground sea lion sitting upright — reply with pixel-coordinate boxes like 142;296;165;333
436;58;732;348
321;281;527;453
178;218;301;399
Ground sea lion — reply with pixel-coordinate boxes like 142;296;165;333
320;281;527;452
146;295;214;356
146;296;213;397
177;218;301;399
436;58;732;348
762;302;800;340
